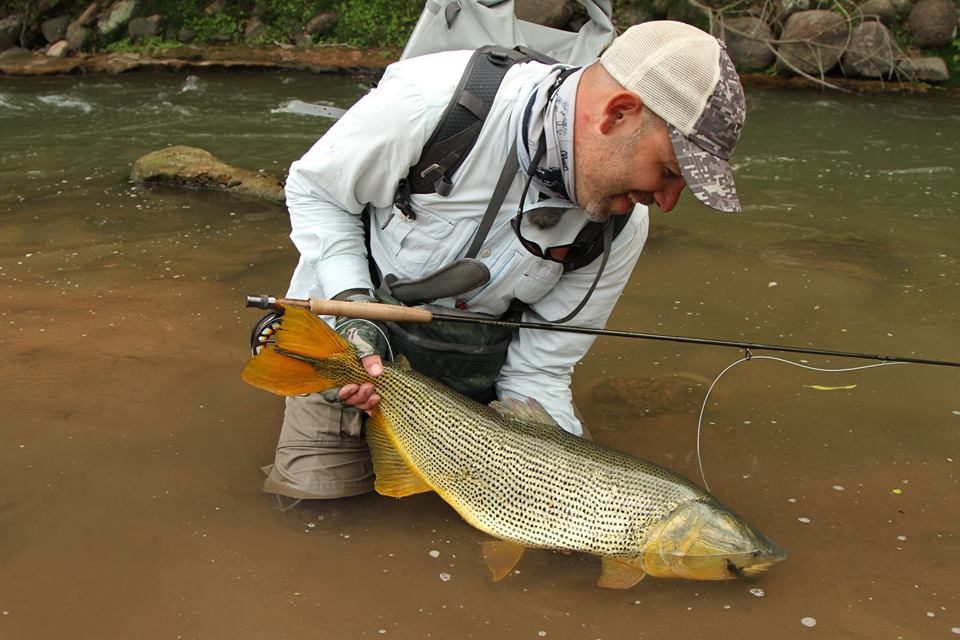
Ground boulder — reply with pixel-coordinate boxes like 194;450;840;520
616;6;655;27
41;15;71;43
897;56;950;82
515;0;573;29
244;17;269;42
907;0;958;47
776;10;851;75
65;21;92;51
858;0;897;25
0;16;21;51
130;146;285;204
177;27;195;43
128;15;163;41
46;39;70;58
770;0;816;31
841;20;895;78
305;12;338;38
77;1;100;27
97;0;138;36
715;16;775;70
0;47;31;61
888;0;913;17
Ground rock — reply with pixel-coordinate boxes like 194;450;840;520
65;21;92;51
77;2;100;27
177;27;196;43
0;16;21;51
907;0;958;47
616;6;655;27
97;0;138;36
128;15;163;41
858;0;897;24
41;15;71;44
897;56;950;82
130;146;285;204
776;10;851;75
888;0;913;17
651;0;669;17
244;17;269;42
715;16;775;70
590;374;710;417
842;21;895;78
292;29;313;48
305;12;337;38
0;47;31;61
515;0;573;29
770;0;816;31
46;39;70;58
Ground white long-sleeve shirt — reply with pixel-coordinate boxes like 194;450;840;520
284;50;649;435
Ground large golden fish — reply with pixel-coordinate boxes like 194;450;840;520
242;306;785;588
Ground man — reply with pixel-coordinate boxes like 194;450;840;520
261;20;746;500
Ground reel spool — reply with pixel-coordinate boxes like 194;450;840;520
250;310;284;356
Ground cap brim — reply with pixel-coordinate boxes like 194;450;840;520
669;125;741;213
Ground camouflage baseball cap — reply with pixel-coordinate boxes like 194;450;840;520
600;21;746;213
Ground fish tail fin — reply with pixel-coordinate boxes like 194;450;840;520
273;306;352;360
241;306;357;396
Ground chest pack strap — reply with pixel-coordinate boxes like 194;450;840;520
403;46;540;199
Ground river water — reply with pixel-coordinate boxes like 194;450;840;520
1;71;957;639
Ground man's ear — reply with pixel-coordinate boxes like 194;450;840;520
599;92;644;135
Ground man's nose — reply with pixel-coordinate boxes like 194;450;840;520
654;179;685;212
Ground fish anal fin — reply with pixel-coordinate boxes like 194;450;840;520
481;540;527;582
489;397;559;427
598;556;647;589
275;306;353;360
365;412;433;498
241;346;330;396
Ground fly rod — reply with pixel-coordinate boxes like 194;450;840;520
245;294;960;369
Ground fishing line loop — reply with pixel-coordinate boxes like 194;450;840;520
695;355;908;492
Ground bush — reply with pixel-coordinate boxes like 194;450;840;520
334;0;422;47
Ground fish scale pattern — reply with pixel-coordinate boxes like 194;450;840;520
349;362;711;557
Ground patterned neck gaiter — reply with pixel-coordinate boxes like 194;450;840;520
516;66;584;206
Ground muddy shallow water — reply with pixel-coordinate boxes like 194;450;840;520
1;72;958;639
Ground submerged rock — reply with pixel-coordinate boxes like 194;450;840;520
130;145;285;203
590;374;710;417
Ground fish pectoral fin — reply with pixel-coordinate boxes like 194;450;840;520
489;397;559;427
481;540;527;582
365;412;433;498
598;557;647;589
241;346;330;396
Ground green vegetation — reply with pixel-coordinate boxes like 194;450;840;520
334;0;423;47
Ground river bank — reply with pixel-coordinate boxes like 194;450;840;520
2;42;958;97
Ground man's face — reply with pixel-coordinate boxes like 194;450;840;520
576;115;687;222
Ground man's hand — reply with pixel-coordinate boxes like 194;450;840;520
335;315;388;414
338;354;382;413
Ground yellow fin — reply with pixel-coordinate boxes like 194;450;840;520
275;305;353;360
804;384;857;391
489;397;559;427
365;412;433;498
481;540;527;581
598;557;647;589
241;346;330;396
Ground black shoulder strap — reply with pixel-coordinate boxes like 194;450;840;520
406;45;542;197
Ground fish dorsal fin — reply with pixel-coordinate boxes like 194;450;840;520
241;346;330;396
481;540;527;581
598;556;647;589
275;306;352;360
489;397;559;426
364;411;433;498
